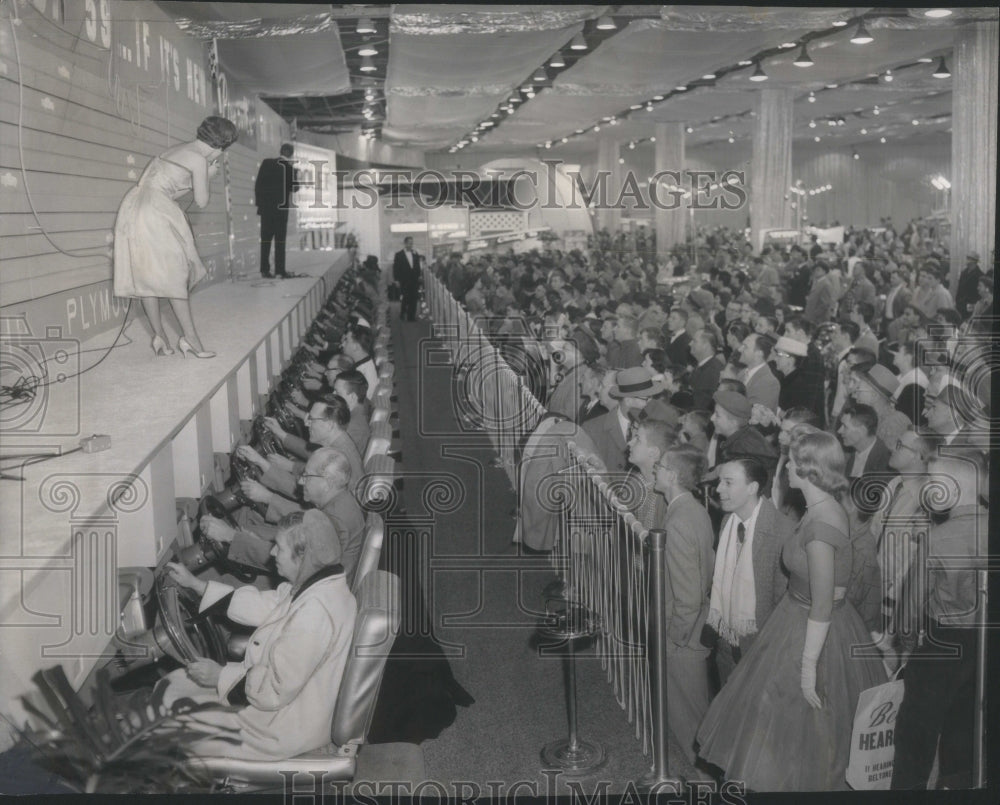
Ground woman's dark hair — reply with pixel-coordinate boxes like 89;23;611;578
642;348;668;373
196;116;239;150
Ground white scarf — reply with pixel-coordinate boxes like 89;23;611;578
708;501;762;645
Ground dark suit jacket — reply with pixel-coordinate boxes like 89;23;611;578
846;437;892;479
688;356;723;411
547;363;584;421
895;383;926;427
581;408;630;476
778;366;825;414
717;498;794;651
608;339;643;369
254;157;294;213
393;248;422;287
665;331;691;368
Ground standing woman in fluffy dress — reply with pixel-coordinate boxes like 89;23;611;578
114;116;239;358
697;430;886;791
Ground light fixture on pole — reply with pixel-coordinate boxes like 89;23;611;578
356;17;376;34
793;44;814;67
850;20;873;45
570;34;587;50
595;16;616;30
749;62;768;82
933;57;951;78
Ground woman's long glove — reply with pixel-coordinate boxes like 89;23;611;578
801;618;831;709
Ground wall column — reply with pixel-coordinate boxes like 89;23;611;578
653;123;686;256
750;88;794;252
950;21;998;291
596;134;621;234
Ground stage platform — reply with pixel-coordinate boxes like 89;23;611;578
0;249;351;725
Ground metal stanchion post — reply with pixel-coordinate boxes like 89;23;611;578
638;528;682;790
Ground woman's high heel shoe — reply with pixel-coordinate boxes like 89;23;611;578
151;335;175;356
177;337;215;359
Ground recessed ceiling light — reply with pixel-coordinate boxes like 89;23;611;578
570;34;587;50
933;57;951;78
850;20;874;45
356;17;376;34
596;15;617;30
924;9;953;18
793;45;814;67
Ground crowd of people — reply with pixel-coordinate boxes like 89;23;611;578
434;219;992;791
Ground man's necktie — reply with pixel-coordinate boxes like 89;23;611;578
736;521;746;561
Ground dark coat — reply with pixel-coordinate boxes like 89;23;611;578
895;383;927;427
778;365;825;414
688;356;723;411
254;157;294;212
845;437;892;479
664;331;692;368
582;407;631;476
393;248;422;288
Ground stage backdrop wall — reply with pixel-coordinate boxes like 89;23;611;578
0;0;289;341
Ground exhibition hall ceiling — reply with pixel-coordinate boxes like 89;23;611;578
156;4;997;155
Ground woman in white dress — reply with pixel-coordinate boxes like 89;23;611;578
113;116;239;358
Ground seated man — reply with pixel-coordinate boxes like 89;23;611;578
331;369;372;453
163;509;357;761
208;448;367;586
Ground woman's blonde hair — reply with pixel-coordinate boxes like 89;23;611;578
278;509;341;574
789;429;848;498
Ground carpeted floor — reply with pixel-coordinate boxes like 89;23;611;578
369;308;700;795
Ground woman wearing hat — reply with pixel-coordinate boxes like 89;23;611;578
849;364;912;449
698;430;885;790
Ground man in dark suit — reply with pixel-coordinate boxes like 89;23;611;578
663;307;692;368
254;143;294;278
838;403;892;480
687;329;723;411
738;332;780;412
709;458;794;685
393;236;422;321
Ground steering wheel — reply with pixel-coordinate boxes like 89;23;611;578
151;571;227;665
183;496;259;584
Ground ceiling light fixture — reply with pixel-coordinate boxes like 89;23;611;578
832;20;848;27
825;83;838;89
873;105;880;115
702;72;717;80
793;44;814;67
917;56;934;64
550;53;566;68
562;137;568;143
809;119;817;128
924;9;953;18
749;61;768;82
738;59;753;67
356;17;376;34
533;68;547;83
653;95;664;101
883;68;893;83
650;136;656;142
686;126;693;133
593;125;601;132
860;128;868;134
853;150;860;160
808;91;816;103
675;85;687;91
596;15;616;30
781;42;797;49
570;34;587;50
814;135;821;142
628;141;635;149
359;55;377;72
933;57;951;78
850;20;873;45
358;43;378;57
880;136;887;143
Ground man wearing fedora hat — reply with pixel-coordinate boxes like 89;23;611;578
851;363;912;449
582;367;666;476
708;390;778;476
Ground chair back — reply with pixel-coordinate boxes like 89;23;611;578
363;420;393;464
351;513;384;596
358;454;396;513
331;570;400;750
